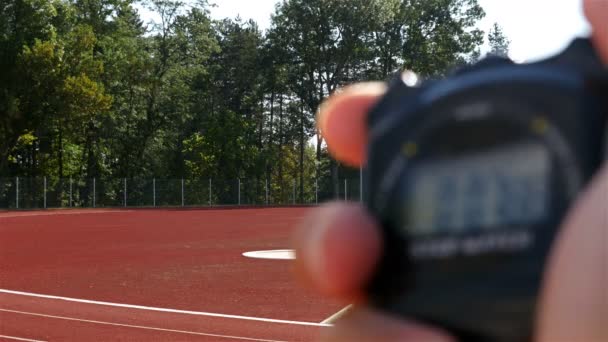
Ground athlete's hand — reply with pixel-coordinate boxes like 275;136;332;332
293;1;608;341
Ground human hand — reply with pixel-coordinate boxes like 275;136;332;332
293;1;608;341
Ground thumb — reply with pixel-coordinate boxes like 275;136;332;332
584;0;608;63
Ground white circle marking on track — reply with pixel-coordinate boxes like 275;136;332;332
242;250;296;260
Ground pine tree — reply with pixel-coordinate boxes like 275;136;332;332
488;23;510;58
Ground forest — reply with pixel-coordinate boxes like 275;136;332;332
0;0;509;207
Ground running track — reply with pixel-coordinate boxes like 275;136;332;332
0;208;342;341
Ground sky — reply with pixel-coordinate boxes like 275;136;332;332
138;0;592;62
476;0;590;62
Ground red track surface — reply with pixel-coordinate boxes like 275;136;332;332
0;208;341;341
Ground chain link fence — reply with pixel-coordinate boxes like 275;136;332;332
0;176;363;209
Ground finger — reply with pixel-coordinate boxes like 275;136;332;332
535;165;608;341
317;83;386;167
321;307;455;342
584;0;608;63
293;202;382;302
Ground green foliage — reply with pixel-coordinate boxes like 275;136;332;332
0;0;66;174
183;110;258;179
8;132;36;164
63;74;112;122
488;22;510;58
1;0;491;200
399;0;486;76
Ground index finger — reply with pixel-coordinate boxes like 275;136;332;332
317;82;386;167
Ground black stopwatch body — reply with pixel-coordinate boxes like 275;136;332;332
364;38;607;342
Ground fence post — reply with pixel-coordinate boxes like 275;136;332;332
124;178;127;207
238;178;241;205
93;177;96;208
293;180;296;205
360;166;363;203
69;178;73;207
15;177;19;209
181;178;184;207
344;179;347;201
153;178;156;207
265;178;268;205
209;178;212;205
43;176;47;209
315;179;318;205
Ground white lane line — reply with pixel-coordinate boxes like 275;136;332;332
0;309;286;342
0;289;331;327
0;335;47;342
320;305;353;324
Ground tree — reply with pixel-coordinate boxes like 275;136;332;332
400;0;486;76
269;0;486;197
107;0;217;178
268;0;381;197
0;0;113;180
488;22;510;58
0;0;489;208
183;18;262;180
0;0;66;175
